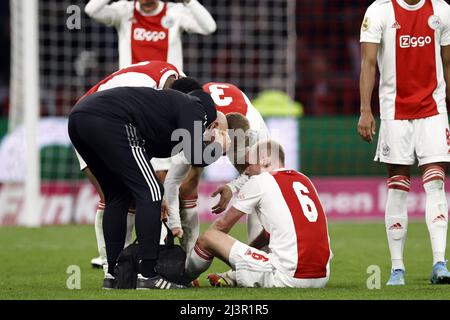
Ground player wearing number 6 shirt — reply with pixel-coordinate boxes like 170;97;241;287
74;60;181;271
358;0;450;285
164;81;269;257
185;140;331;288
84;0;216;69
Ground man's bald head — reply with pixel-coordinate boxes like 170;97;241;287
209;111;228;131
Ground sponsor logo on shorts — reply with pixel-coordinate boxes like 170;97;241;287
382;143;390;157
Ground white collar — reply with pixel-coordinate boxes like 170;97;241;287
136;1;164;17
396;0;426;11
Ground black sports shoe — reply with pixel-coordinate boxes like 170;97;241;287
136;274;186;290
102;273;116;290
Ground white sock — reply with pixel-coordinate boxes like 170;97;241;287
385;176;410;271
94;204;106;264
423;166;448;265
180;197;200;255
125;212;135;247
185;240;213;282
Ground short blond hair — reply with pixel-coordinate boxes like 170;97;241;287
248;139;285;167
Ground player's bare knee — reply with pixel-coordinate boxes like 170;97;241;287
386;164;410;178
197;233;210;251
199;229;219;250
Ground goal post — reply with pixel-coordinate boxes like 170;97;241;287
9;0;41;227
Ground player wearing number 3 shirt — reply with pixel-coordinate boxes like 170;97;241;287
185;140;331;288
164;81;269;257
358;0;450;285
85;0;216;69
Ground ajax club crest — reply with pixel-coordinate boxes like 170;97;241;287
428;15;441;30
161;15;175;29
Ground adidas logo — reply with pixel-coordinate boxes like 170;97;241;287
389;223;403;230
432;214;447;223
392;21;401;29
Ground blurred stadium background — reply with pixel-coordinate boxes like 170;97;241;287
0;0;447;227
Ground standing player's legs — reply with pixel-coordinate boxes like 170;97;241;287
69;115;133;281
83;167;107;269
179;166;203;254
69;116;184;288
415;114;450;284
385;164;410;274
420;163;448;266
121;124;163;280
375;119;414;285
76;151;135;270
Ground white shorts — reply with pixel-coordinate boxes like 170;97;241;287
229;241;329;288
375;113;450;166
150;157;172;172
75;149;172;172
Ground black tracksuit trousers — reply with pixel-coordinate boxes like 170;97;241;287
68;113;163;276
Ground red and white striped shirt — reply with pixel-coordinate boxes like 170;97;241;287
234;169;331;279
360;0;450;120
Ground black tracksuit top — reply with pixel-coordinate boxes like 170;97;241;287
70;87;219;167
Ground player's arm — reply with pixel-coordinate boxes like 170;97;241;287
164;154;192;236
358;42;378;143
179;0;217;35
84;0;123;27
209;206;245;234
211;174;249;214
211;177;261;231
443;45;450;101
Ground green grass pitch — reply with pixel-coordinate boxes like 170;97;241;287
0;221;449;300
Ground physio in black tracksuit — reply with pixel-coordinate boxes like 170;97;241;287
68;82;220;288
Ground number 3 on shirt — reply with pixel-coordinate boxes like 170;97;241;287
292;181;318;222
208;84;233;107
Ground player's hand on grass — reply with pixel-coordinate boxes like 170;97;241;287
357;110;376;143
211;185;233;214
161;199;169;222
172;227;184;239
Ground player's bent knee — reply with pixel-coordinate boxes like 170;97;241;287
198;229;217;251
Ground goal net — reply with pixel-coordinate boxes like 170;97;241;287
1;0;297;226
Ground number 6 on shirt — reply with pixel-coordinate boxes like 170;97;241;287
292;181;318;222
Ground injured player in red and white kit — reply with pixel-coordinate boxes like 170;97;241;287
185;139;332;288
